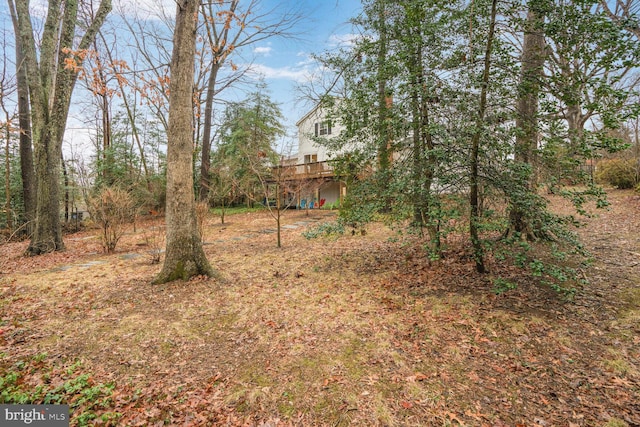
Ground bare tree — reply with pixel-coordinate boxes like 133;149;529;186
198;0;304;200
14;0;112;255
0;38;16;232
154;0;213;284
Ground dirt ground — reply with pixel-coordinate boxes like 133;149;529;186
0;191;639;426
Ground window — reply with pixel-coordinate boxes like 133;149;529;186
304;154;318;164
314;121;332;137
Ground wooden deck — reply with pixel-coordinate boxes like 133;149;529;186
273;161;336;181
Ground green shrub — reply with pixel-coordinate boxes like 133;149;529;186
302;221;345;239
596;158;639;189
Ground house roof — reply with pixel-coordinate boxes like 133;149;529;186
295;102;322;128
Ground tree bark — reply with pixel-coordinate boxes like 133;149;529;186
198;61;220;201
198;0;239;201
16;0;112;255
508;3;546;239
155;0;214;284
470;0;498;274
7;0;36;234
3;111;12;232
404;2;439;253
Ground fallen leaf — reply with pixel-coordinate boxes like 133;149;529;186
400;400;413;409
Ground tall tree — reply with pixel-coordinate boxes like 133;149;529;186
543;0;638;162
507;0;548;239
155;0;213;284
7;0;36;234
15;0;112;255
0;43;16;232
198;0;303;201
469;0;499;274
397;0;452;253
214;85;285;245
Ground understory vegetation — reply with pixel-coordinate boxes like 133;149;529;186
1;192;639;425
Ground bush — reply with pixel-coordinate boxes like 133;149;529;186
88;187;136;253
596;158;639;189
302;221;345;240
141;223;165;264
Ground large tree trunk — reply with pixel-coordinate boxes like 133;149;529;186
8;0;36;234
16;0;112;255
508;3;546;239
155;0;214;284
29;131;64;253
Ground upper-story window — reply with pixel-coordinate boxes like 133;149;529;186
304;154;318;164
314;121;331;137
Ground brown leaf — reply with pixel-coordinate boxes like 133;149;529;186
400;400;413;409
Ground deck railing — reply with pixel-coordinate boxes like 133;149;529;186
274;161;335;180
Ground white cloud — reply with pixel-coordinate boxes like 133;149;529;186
114;0;176;20
248;63;316;83
254;46;273;56
295;56;317;67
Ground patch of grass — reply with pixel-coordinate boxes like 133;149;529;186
210;206;266;217
608;286;640;343
620;286;640;309
603;348;637;377
277;390;296;417
604;418;629;427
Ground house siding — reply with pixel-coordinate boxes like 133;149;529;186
296;103;344;164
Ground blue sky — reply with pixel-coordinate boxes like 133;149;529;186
226;0;363;142
110;0;364;143
0;0;363;156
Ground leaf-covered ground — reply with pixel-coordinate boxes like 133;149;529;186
1;190;638;426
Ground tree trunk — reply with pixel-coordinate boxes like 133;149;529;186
374;0;392;213
470;0;498;274
16;0;112;255
198;0;239;201
198;62;220;201
155;0;214;284
8;0;36;234
4;113;12;232
405;3;438;251
61;153;69;223
508;3;546;239
29;130;64;254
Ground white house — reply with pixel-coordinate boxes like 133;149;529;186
295;103;342;164
291;102;346;207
